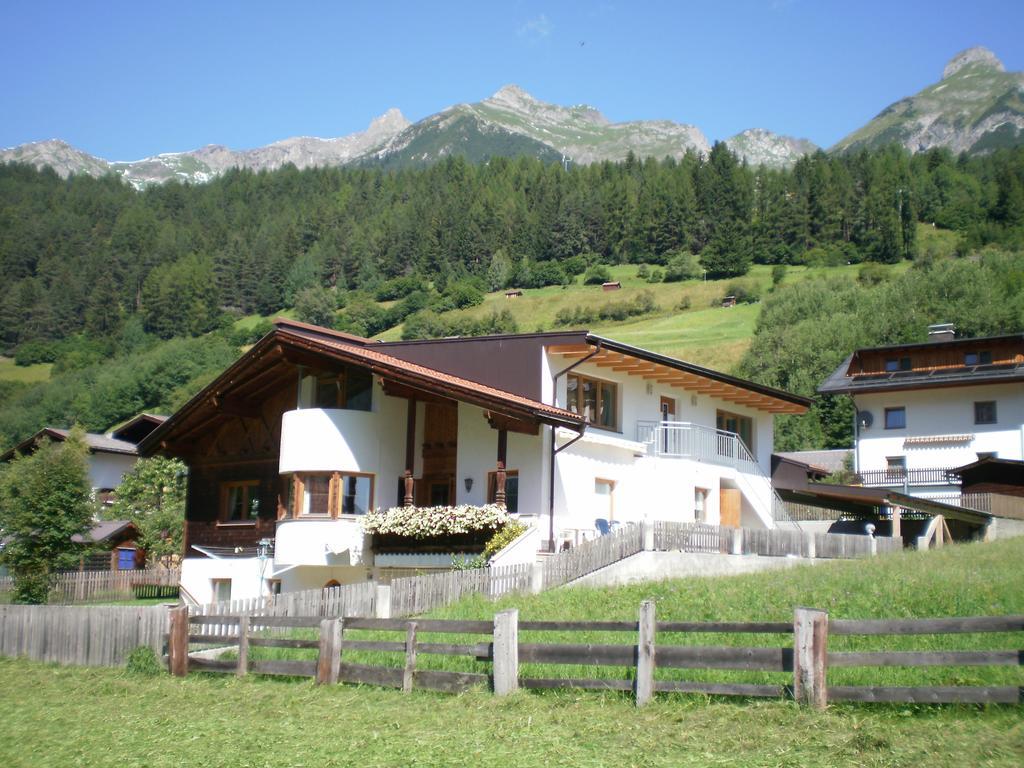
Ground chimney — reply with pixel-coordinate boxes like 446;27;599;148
927;323;956;342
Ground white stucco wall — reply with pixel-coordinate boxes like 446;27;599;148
853;383;1024;471
274;518;370;567
278;378;419;510
88;452;138;492
180;557;271;604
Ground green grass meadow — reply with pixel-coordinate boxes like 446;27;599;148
2;538;1021;767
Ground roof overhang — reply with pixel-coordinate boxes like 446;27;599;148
140;322;583;456
547;334;810;414
782;483;992;527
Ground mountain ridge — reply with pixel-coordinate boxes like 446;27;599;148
4;46;1022;185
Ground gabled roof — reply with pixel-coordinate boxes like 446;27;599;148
71;520;137;544
139;320;584;456
1;428;139;463
109;413;168;444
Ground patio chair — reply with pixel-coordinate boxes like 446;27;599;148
595;518;612;536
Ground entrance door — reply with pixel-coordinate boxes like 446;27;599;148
660;396;676;453
416;401;458;506
719;488;741;528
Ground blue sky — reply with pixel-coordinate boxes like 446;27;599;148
3;0;1023;159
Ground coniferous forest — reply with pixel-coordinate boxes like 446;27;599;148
1;142;1023;451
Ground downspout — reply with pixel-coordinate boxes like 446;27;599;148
547;342;600;551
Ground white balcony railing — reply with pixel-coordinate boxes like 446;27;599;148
636;420;798;529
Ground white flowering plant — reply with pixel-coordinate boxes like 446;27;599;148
361;504;514;539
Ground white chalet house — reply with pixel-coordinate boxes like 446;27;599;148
140;319;809;604
819;326;1024;501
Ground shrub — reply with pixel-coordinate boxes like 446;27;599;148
14;340;59;366
676;295;692;311
126;646;164;676
725;281;761;304
482;521;528;560
646;268;664;284
528;262;568;288
858;263;890;286
663;253;701;282
771;264;788;285
582;265;612;285
374;275;425;301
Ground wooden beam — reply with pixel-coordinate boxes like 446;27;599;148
485;411;539;436
211;395;262;419
547;344;592;355
380;379;454;405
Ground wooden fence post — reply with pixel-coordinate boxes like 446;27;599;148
375;584;392;619
643;521;655;551
730;528;743;555
635;599;656;707
236;615;249;677
793;607;828;709
493;608;519;695
167;605;189;677
402;621;418;694
316;617;343;685
531;562;544;594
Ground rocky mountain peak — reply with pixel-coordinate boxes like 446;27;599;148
942;46;1005;79
488;84;538;109
367;108;410;135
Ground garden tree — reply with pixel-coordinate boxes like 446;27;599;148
0;427;92;603
106;457;186;567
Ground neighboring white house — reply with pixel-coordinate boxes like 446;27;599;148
140;319;810;605
819;326;1024;500
0;414;167;503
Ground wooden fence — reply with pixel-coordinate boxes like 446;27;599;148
390;564;532;617
0;568;180;604
0;604;169;666
167;603;1024;706
541;522;646;588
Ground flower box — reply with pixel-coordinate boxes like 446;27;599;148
361;504;512;552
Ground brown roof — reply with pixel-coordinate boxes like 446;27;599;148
1;428;139;463
139;320;583;456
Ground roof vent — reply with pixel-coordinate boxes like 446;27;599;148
927;323;955;342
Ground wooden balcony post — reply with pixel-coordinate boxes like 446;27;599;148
404;397;417;506
793;607;828;709
891;505;901;539
167;605;189;677
495;429;508;506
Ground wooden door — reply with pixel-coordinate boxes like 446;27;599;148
719;488;741;528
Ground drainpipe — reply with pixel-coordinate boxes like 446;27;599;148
546;343;600;552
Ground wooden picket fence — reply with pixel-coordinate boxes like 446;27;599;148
0;604;169;666
541;522;646;589
167;603;1024;706
0;568;180;604
390;564;532;617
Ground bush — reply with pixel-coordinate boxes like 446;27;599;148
582;265;612;285
13;340;60;366
676;295;692;311
528;262;568;288
771;264;788;285
857;263;890;286
646;268;664;284
126;646;164;676
725;281;761;304
374;275;425;301
663;253;701;282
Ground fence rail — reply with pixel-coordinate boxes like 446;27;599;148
0;604;168;666
857;467;960;488
541;523;645;589
0;568;180;604
390;564;531;617
166;603;1024;707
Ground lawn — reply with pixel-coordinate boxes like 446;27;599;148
0;658;1021;768
0;539;1022;767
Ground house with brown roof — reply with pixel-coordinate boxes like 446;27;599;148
140;319;809;604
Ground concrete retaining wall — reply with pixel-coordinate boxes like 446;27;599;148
568;550;819;588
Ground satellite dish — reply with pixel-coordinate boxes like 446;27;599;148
858;410;874;429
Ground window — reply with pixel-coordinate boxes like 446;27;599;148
212;579;231;603
965;350;992;366
293;473;374;517
595;478;615;521
308;366;373;411
487;470;519;514
567;374;618;430
221;480;260;522
266;579;282;596
884;407;906;430
116;548;137;571
885;357;912;372
974;401;997;425
716;410;754;456
694;488;709;523
885;456;906;478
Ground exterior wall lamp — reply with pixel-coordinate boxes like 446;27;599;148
464;477;474;492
